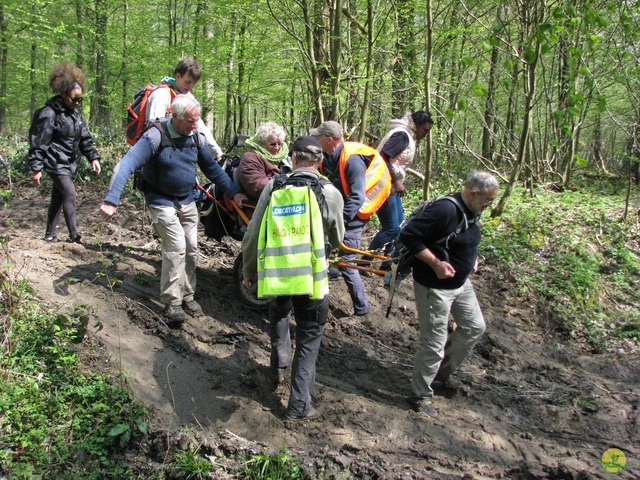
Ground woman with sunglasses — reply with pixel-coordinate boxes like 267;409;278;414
28;63;101;243
237;121;290;201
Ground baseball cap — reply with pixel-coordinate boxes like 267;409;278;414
309;120;343;137
291;136;322;154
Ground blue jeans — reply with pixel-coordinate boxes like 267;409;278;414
369;194;404;253
340;226;370;315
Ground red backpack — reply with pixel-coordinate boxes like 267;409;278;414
125;84;176;146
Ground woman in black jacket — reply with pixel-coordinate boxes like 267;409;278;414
28;63;101;243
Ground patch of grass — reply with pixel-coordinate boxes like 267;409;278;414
242;442;303;480
481;186;640;348
0;273;148;479
172;447;215;479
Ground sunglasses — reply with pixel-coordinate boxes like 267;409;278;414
269;142;282;147
70;96;83;104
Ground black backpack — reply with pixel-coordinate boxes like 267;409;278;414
271;171;328;213
388;195;477;275
133;121;203;193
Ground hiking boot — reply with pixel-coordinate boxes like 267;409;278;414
182;298;202;315
44;235;58;243
284;406;321;422
163;304;186;328
68;234;82;244
409;398;439;418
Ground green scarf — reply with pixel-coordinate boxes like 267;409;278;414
163;77;180;92
245;136;289;164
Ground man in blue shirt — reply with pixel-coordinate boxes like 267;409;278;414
101;95;247;327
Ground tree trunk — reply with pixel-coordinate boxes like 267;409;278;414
356;0;373;142
0;2;7;134
91;0;109;128
223;17;237;145
492;40;541;218
29;0;37;116
328;0;342;121
482;4;502;163
392;0;416;117
422;0;433;200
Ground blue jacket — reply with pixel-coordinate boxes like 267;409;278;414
104;121;238;208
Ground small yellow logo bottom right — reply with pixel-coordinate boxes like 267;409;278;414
601;448;636;477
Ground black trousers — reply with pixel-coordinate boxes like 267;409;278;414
46;173;77;238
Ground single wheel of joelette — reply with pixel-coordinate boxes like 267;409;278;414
232;252;270;311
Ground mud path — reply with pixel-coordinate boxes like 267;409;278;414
4;183;639;479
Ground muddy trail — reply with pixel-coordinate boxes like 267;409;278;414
3;181;639;479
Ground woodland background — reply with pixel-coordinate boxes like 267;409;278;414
0;0;639;204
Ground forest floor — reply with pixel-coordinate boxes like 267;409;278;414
3;180;640;479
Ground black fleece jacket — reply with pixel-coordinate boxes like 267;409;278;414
28;95;101;178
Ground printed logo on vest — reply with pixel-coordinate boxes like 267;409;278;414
272;204;306;216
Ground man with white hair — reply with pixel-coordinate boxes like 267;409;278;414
101;94;247;327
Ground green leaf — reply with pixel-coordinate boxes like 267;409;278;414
552;110;566;123
524;46;537;64
456;97;468;111
137;420;148;434
574;155;588;168
567;106;580;116
597;96;607;112
460;56;473;68
472;82;489;97
108;424;130;437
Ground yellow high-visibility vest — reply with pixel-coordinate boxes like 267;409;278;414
257;183;328;299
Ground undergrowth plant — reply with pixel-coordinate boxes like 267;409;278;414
481;186;640;348
242;442;303;480
0;274;148;479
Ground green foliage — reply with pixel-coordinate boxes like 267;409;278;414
0;278;148;479
482;186;640;348
242;442;303;480
172;447;215;479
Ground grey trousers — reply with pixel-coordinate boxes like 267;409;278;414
411;278;486;399
148;202;199;306
269;295;328;417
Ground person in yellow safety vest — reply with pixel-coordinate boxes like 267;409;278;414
242;136;344;421
254;173;327;300
310;120;391;317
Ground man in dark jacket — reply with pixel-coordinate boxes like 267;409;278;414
100;94;247;327
399;170;498;418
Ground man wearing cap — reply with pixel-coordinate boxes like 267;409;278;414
310;120;391;317
242;136;344;421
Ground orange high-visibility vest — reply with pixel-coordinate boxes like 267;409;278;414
337;142;391;220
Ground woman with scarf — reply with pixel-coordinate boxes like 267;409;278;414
28;63;101;243
237;121;290;201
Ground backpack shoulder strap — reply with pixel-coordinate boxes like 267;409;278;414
433;195;473;248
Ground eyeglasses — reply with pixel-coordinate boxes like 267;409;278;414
70;96;83;104
269;142;282;147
